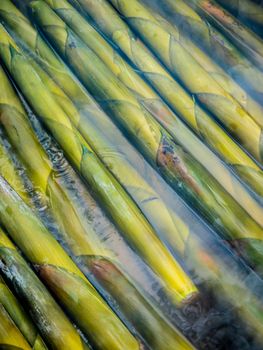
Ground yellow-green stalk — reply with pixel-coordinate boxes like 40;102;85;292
217;0;263;34
1;0;262;228
0;56;201;350
41;260;196;350
161;0;263;104
27;1;263;275
189;0;263;70
53;0;263;222
5;39;190;258
0;70;195;347
40;0;263;199
0;275;48;350
0;175;140;350
143;0;263;129
5;37;192;256
0;303;32;350
0;226;91;350
0;64;109;260
0;135;30;205
107;0;263;163
0;22;199;307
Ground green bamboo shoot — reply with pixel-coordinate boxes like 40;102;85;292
0;22;198;306
0;303;32;350
190;0;263;69
0;226;90;350
28;1;263;274
41;259;196;350
0;136;30;205
0;276;48;350
0;175;140;350
0;64;109;259
41;0;263;199
0;75;187;345
143;0;263;128
165;0;263;103
3;30;193;256
57;0;263;221
106;0;263;163
217;0;263;33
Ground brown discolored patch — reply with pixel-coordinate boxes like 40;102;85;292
141;99;173;124
157;136;201;195
89;257;118;282
201;0;234;26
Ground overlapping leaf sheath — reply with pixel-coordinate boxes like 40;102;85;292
0;71;187;277
0;303;32;350
41;0;263;200
106;0;263;163
0;75;171;348
63;257;195;350
40;264;197;350
28;1;263;274
11;54;190;257
0;175;140;350
0;136;30;205
167;0;263;104
15;66;263;347
0;276;48;350
0;0;109;122
1;0;262;229
0;21;222;319
0;50;198;309
0;24;198;307
1;28;190;260
143;0;263;129
57;0;263;204
190;0;263;70
217;0;263;33
0;64;110;260
3;42;263;341
86;254;263;346
0;225;90;350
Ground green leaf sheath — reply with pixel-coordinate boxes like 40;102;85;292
0;276;47;350
0;227;90;350
3;38;261;343
0;61;195;347
143;0;263;129
27;2;263;274
0;136;143;350
88;255;263;345
0;137;30;205
0;176;140;350
1;0;262;230
53;0;263;215
42;258;196;350
0;22;198;306
0;42;189;261
0;20;191;257
189;0;263;70
29;60;190;256
217;0;263;31
0;304;32;350
0;64;109;259
39;0;263;202
165;0;263;104
106;0;263;163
